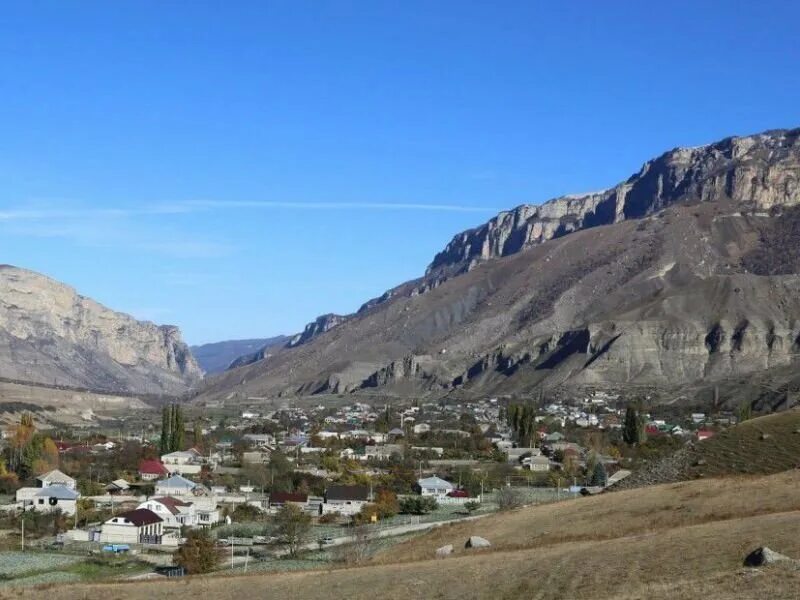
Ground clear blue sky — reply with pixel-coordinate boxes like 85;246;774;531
0;1;798;344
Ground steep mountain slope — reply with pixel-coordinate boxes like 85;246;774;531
191;336;289;374
0;265;201;395
195;128;800;406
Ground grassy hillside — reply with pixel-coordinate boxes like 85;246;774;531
621;408;800;488
15;470;800;600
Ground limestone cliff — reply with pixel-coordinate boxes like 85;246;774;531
427;129;800;278
0;265;201;395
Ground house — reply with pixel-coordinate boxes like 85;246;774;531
242;450;272;465
413;423;431;434
363;444;404;461
137;497;197;528
387;428;405;438
524;456;551;472
155;474;201;497
138;459;169;481
160;449;204;475
17;485;80;516
100;508;165;545
506;447;542;463
105;479;131;494
321;485;370;516
269;492;308;510
416;475;455;498
544;432;565;443
36;469;76;489
242;433;276;447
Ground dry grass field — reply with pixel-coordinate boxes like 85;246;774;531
10;469;800;600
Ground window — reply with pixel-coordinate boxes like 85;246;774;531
38;499;44;504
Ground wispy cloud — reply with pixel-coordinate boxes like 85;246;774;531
178;200;497;213
0;198;497;258
0;199;497;222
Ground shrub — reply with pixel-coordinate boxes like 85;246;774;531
496;487;522;511
399;496;438;515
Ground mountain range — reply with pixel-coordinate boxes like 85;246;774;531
191;336;290;375
194;128;800;409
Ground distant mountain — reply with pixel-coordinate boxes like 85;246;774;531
191;337;290;374
195;128;800;408
0;265;201;395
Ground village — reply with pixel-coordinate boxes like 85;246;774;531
0;392;733;584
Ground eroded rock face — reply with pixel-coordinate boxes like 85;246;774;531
427;129;800;278
0;265;201;394
287;313;350;348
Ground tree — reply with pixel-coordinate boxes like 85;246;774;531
172;405;185;451
159;406;171;455
174;529;219;574
589;461;608;487
193;422;204;452
623;405;645;446
274;504;311;557
738;401;753;423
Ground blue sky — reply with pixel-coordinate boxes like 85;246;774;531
0;1;798;344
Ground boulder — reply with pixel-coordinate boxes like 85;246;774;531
435;544;453;558
465;536;491;549
743;547;794;567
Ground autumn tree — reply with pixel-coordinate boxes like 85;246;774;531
174;529;219;574
274;504;312;557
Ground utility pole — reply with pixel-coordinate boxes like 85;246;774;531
20;516;24;552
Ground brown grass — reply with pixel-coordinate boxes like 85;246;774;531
9;470;800;600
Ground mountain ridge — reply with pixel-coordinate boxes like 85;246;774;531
195;127;800;407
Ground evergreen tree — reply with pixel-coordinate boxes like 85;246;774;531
172;405;185;451
589;461;608;487
159;406;171;455
623;405;643;446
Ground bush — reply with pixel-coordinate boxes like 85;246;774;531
463;501;480;513
318;511;341;524
496;487;522;511
398;496;438;515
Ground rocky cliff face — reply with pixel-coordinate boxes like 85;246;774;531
0;265;202;395
428;129;800;278
287;313;350;348
197;128;800;409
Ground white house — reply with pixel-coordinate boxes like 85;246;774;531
413;423;431;434
137;497;196;528
160;449;204;475
155;474;200;497
17;485;80;516
100;508;168;545
36;469;76;489
321;485;370;516
416;475;454;498
524;456;551;472
16;470;80;515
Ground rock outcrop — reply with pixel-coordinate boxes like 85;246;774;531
0;265;201;395
428;129;800;278
287;313;350;348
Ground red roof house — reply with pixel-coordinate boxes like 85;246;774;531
138;459;169;481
